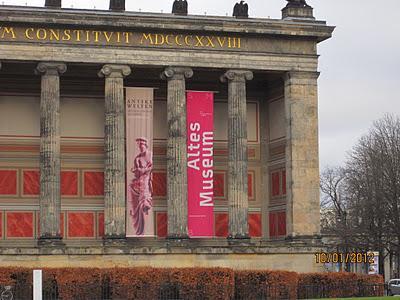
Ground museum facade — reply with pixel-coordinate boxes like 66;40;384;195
0;1;334;272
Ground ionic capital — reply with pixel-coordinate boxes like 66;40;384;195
220;70;253;83
98;64;131;79
161;67;193;81
36;62;67;76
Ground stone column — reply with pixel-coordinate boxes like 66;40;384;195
284;71;320;238
36;62;66;245
98;64;131;240
221;70;253;239
161;67;193;239
260;97;270;240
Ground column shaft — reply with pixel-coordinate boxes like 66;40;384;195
161;67;193;239
99;64;131;239
260;97;270;240
284;71;320;238
36;62;66;242
221;70;253;239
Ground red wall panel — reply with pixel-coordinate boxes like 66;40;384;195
269;212;277;237
67;212;95;238
0;170;17;195
60;213;64;238
6;212;34;238
215;213;228;237
98;212;104;238
84;172;104;196
277;211;287;236
152;172;167;197
269;211;286;238
249;213;262;237
271;172;280;197
0;212;2;238
23;170;39;195
213;173;225;198
61;171;78;196
156;212;167;238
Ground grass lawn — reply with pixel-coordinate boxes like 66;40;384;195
323;297;395;300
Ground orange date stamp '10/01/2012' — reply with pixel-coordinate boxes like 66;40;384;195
315;252;376;264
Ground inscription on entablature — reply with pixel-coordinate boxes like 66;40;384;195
0;25;241;50
0;24;317;55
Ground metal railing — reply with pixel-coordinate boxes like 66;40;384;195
1;280;388;299
0;286;14;300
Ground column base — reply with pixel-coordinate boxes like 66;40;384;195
227;235;251;246
167;234;189;240
167;234;190;248
228;233;250;240
103;236;127;247
38;236;65;248
285;234;323;246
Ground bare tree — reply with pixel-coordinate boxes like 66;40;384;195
320;114;400;277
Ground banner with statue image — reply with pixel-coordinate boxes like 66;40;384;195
126;87;155;237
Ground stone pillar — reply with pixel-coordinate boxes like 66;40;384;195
161;67;193;239
36;62;66;245
284;71;320;238
260;97;270;240
221;70;253;239
98;64;131;240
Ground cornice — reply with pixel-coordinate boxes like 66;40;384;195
0;6;334;43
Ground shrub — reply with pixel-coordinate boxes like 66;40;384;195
167;268;234;300
298;272;384;299
0;267;385;299
235;270;299;300
108;267;234;300
44;268;103;300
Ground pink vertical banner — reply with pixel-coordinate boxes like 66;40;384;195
187;91;214;237
126;87;155;237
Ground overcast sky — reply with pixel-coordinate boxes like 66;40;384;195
2;0;399;169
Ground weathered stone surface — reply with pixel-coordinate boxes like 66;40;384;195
0;249;325;272
0;44;319;72
260;97;270;239
99;64;131;239
282;6;314;20
36;62;67;244
161;67;193;239
0;7;333;41
221;70;253;239
284;71;320;237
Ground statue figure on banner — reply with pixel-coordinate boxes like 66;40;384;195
128;137;153;236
